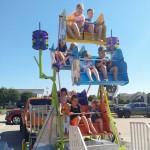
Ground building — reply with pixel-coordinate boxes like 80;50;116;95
117;92;148;103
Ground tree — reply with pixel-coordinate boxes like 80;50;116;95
0;87;8;107
88;95;97;102
0;87;21;107
7;88;20;105
21;91;34;103
117;94;127;104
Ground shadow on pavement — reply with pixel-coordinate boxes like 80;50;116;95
0;130;22;150
0;121;7;123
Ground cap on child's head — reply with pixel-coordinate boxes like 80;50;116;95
98;46;107;53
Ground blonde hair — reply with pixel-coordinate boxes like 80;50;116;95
86;52;91;58
76;3;84;9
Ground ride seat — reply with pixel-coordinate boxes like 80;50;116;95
66;23;106;45
78;105;110;136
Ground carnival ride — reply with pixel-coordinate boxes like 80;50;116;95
23;6;130;150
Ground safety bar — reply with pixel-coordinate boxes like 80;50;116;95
69;111;106;115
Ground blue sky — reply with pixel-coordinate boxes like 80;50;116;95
0;0;150;95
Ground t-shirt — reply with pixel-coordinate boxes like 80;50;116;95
82;61;93;69
70;105;81;120
59;44;67;52
84;18;94;29
95;57;110;72
69;12;85;22
60;96;68;104
89;108;100;122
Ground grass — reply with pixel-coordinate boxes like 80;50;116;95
0;109;8;115
0;106;16;115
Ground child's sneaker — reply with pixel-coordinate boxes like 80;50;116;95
104;79;108;81
98;38;103;42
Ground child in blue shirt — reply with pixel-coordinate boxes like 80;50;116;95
84;9;103;41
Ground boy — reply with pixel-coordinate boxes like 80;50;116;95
84;9;103;41
95;46;118;81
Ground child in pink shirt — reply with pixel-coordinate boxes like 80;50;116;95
67;4;85;40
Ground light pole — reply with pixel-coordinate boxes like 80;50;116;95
46;87;49;96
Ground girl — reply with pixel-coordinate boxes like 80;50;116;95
82;52;100;81
68;95;93;134
87;100;106;133
67;4;85;39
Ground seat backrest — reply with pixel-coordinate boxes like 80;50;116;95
80;105;89;113
77;90;88;105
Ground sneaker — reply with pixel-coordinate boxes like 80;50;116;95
104;79;108;81
98;38;103;42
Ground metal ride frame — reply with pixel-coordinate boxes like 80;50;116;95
33;42;128;150
32;11;129;149
34;49;65;149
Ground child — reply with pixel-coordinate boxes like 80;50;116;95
53;42;78;67
95;46;118;81
51;39;68;65
84;9;103;41
82;52;100;81
68;95;93;134
87;100;105;133
60;88;71;104
67;4;85;39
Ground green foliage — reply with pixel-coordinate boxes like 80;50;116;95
21;91;34;103
117;94;130;104
88;95;97;102
0;87;8;105
0;87;20;106
7;88;20;104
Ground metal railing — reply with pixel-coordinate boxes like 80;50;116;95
29;104;51;133
130;122;150;150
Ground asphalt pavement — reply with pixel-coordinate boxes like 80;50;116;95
0;114;22;150
0;114;149;150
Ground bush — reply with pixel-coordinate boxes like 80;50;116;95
5;105;16;109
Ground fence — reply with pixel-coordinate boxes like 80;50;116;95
29;104;51;133
130;122;150;150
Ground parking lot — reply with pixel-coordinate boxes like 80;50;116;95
0;114;149;150
0;115;22;150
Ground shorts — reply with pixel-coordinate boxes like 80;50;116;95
91;115;99;123
70;116;80;126
96;66;110;72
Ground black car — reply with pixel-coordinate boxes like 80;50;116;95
116;102;150;118
109;104;118;113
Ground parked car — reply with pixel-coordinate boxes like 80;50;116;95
109;104;118;113
116;102;150;118
5;108;22;124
